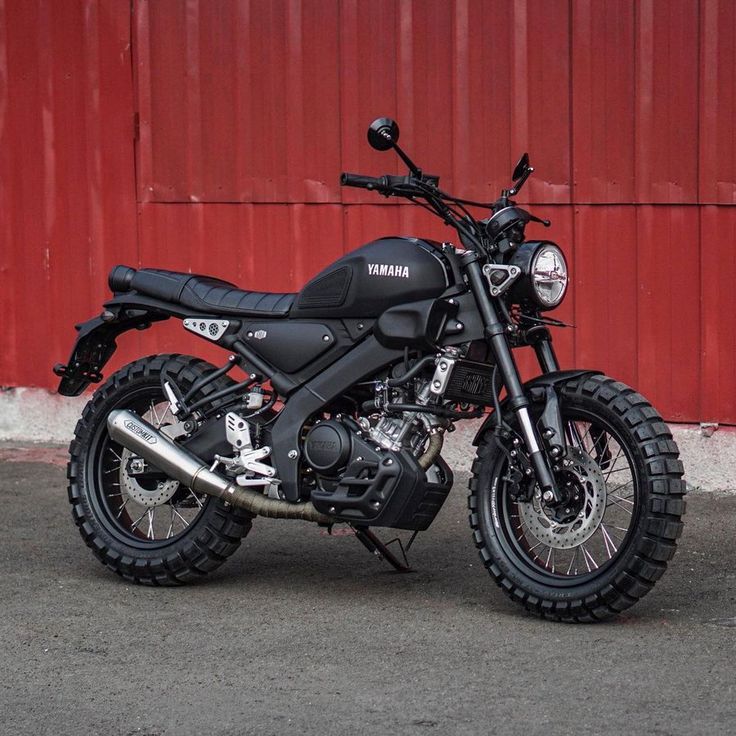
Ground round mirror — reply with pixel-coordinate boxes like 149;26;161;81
367;117;400;151
512;152;530;181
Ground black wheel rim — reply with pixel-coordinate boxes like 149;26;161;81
488;405;641;587
87;385;211;549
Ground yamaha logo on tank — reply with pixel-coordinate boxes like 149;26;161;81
367;263;410;278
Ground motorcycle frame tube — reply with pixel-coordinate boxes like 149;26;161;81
462;253;559;498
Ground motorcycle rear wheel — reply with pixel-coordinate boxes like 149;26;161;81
469;373;685;621
67;354;254;585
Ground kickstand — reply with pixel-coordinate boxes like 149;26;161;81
351;525;415;573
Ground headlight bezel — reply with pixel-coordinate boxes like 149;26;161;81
506;241;568;311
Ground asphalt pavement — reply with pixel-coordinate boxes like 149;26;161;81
1;455;735;736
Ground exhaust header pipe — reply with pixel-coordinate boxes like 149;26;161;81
106;410;331;523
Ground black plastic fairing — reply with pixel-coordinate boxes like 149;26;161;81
374;298;458;351
239;321;337;373
437;290;485;346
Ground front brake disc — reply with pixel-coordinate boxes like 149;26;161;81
518;446;607;550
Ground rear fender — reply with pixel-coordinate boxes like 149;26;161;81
472;369;602;446
54;301;170;396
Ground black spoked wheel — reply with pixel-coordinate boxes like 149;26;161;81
68;354;254;585
96;392;209;544
469;374;686;621
500;407;640;579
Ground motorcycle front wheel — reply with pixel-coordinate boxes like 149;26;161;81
469;373;685;621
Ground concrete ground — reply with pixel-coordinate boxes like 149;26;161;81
1;443;735;736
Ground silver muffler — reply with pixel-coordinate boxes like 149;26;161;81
106;410;331;523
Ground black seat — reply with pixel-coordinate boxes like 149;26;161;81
108;265;295;317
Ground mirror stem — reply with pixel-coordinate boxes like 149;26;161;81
509;166;534;196
392;143;422;178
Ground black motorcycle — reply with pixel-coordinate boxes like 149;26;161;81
55;118;685;621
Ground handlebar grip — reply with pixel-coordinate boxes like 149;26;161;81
340;172;385;191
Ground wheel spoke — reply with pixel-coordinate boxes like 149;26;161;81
608;479;634;494
130;509;148;530
158;402;173;427
604;466;632;476
600;524;618;558
149;400;160;426
604;449;624;481
115;497;131;519
171;506;190;528
188;490;204;508
607;495;634;513
571;422;592;450
580;543;598;571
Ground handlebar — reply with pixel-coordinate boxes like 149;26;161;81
341;124;549;255
340;172;388;191
340;171;442;198
340;172;422;196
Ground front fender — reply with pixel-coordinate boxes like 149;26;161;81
471;369;602;445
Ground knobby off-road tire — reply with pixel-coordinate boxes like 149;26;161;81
68;354;253;585
469;374;686;622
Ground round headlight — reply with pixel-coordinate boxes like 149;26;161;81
531;244;568;308
507;242;568;310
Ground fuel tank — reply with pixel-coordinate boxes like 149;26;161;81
290;237;454;319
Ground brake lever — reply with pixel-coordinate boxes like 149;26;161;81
528;213;551;227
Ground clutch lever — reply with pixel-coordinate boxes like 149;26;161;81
528;213;551;227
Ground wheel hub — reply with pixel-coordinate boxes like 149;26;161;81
518;446;607;550
119;448;179;508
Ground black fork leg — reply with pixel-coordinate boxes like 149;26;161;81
463;254;561;502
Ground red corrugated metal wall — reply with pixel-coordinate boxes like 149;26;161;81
1;0;735;423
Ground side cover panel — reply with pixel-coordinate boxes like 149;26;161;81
239;321;336;373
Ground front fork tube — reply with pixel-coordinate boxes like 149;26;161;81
465;257;561;502
533;329;583;449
